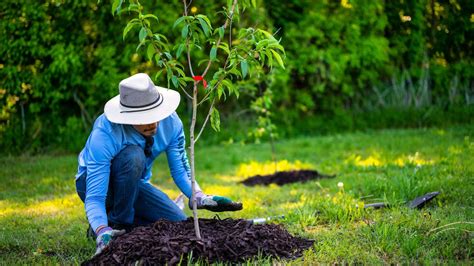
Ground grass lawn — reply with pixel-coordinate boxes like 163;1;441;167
1;126;473;264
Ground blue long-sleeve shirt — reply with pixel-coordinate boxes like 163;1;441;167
75;112;197;232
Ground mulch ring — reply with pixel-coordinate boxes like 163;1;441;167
240;170;335;186
83;218;314;265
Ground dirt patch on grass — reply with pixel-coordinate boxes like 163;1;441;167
83;218;314;265
240;170;335;186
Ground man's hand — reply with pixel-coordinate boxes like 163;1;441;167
190;191;243;212
95;227;126;255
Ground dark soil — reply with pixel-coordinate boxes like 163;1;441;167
240;170;335;186
83;218;314;265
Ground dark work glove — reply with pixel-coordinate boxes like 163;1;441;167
190;191;243;212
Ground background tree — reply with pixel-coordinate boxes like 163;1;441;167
0;0;472;154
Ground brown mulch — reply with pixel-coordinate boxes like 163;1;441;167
240;170;335;186
83;218;314;265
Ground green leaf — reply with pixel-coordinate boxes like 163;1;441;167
176;43;185;58
136;41;146;52
259;51;266;64
271;43;285;53
173;16;192;29
210;46;217;60
127;4;140;13
154;53;161;64
181;25;189;39
256;39;270;50
217;85;224;99
154;69;164;80
164;52;172;60
241;59;248;78
265;49;273;66
196;15;212;29
228;66;242;78
139;27;147;42
198;59;210;66
143;14;159;21
146;43;154;61
175;67;186;78
111;0;123;15
210;107;221;132
173;17;185;29
271;50;285;69
178;77;187;86
172;75;179;88
218;43;230;55
123;21;137;40
197;17;210;37
258;29;276;41
182;77;195;82
224;78;238;98
218;26;225;39
154;34;169;43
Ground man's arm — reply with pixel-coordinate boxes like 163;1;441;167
165;115;242;212
85;128;119;233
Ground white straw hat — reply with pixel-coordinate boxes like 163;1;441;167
104;73;180;125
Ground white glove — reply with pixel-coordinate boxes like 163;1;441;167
95;227;126;255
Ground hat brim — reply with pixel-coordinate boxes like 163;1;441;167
104;86;181;125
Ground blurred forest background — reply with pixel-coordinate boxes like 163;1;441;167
1;0;473;154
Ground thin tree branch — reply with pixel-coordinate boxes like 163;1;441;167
195;98;215;142
73;91;92;125
186;40;195;77
179;84;193;99
186;0;193;9
197;58;230;107
189;83;202;240
201;0;238;78
228;12;233;50
197;90;212;106
182;0;196;77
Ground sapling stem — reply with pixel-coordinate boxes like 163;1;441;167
186;0;238;240
189;83;201;240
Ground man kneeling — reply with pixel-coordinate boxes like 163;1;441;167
75;73;241;255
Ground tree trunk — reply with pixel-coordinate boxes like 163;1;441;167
189;83;202;240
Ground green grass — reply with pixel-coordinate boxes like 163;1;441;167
1;126;473;264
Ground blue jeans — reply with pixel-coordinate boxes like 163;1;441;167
76;145;187;230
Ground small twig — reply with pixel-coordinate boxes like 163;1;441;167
182;0;195;78
273;27;282;37
197;92;211;106
186;0;193;9
198;46;234;107
73;91;92;126
195;98;215;142
201;0;238;78
228;13;233;49
186;40;195;77
179;84;193;99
